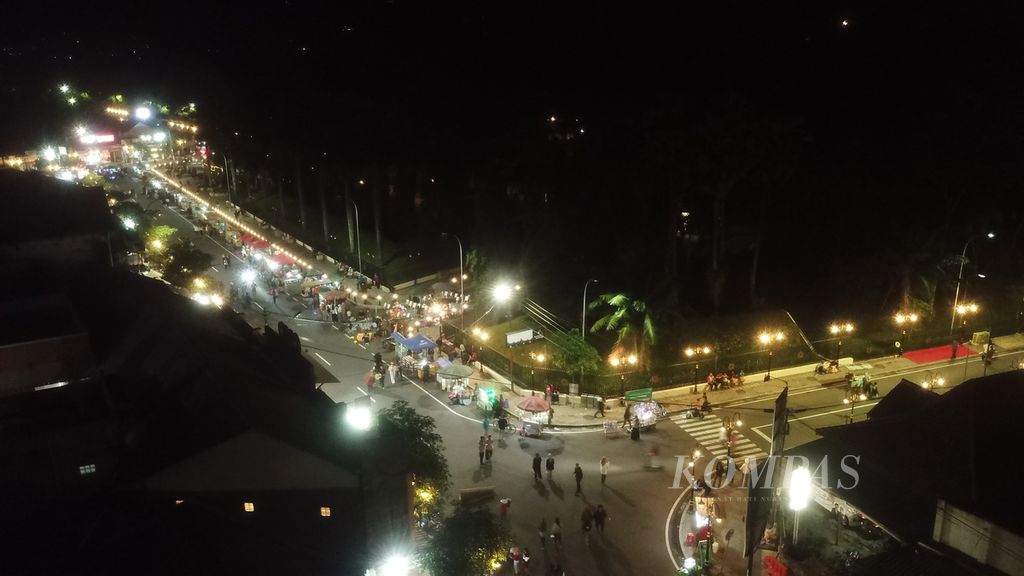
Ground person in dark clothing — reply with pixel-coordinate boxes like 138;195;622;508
533;453;543;481
573;463;584;494
546;453;555;479
594;397;605;418
594;504;608;533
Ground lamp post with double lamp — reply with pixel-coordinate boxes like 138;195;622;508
949;232;995;336
440;232;464;328
788;465;811;546
758;331;786;381
529;351;546;391
609;353;638;400
894;312;919;356
685;346;713;394
843;390;868;425
344;197;361;273
828;322;854;364
957;302;980;378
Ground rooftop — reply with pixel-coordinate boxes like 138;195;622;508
0;169;112;244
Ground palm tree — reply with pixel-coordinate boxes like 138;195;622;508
588;293;656;368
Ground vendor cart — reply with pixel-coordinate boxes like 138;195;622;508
520;420;543;438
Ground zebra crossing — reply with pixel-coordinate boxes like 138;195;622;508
669;413;768;460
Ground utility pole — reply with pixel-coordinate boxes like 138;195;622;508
344;177;355;253
319;169;330;243
373;166;383;264
295;160;307;229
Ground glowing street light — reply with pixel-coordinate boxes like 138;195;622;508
529;351;546;391
828;322;855;362
42;147;57;162
493;283;513;303
135;106;152;121
950;232;995;335
240;269;257;284
375;554;411;576
58;84;70;93
685;345;713;393
789;466;812;545
894;312;920;355
345;405;372;431
121;217;137;230
758;331;786;381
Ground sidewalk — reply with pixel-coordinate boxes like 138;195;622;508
482;332;1024;428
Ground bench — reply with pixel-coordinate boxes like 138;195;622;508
459;486;495;505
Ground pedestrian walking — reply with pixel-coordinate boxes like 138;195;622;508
548;406;555;426
580;505;593;545
271;287;277;304
388;362;398;386
509;545;522;574
738;457;752;487
546;453;555;479
485;435;493;462
951;340;959;360
594;504;608;533
594;397;605;418
538;518;548;550
479;436;486;466
533;453;543;481
573;463;584;495
600;456;609;485
550;517;563;546
483;416;491;435
622;403;631;428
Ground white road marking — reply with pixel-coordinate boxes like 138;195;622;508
313;352;332;366
211;266;219;272
332;325;340;331
254;302;264;311
299;336;312;342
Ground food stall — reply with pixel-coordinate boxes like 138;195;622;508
437;361;474;391
516;396;550;435
625;388;666;431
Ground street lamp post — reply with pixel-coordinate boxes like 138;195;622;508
950;233;995;336
957;303;979;378
441;232;464;329
686;346;712;394
345;197;361;273
789;466;811;546
843;391;868;424
758;331;786;381
530;352;546;392
829;322;855;363
894;312;919;356
610;354;638;400
582;279;598;337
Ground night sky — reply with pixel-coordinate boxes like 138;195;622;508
3;1;1024;324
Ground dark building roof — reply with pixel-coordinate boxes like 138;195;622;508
867;379;939;420
848;543;1006;576
793;370;1024;541
0;293;85;346
0;169;113;243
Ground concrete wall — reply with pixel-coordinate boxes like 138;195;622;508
933;499;1024;576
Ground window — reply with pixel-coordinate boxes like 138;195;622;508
78;464;96;475
320;507;331;517
243;502;255;513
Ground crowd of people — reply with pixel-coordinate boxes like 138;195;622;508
704;369;745;391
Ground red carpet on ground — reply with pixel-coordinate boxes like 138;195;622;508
903;343;976;364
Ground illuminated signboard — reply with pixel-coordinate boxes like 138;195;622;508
80;134;116;145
